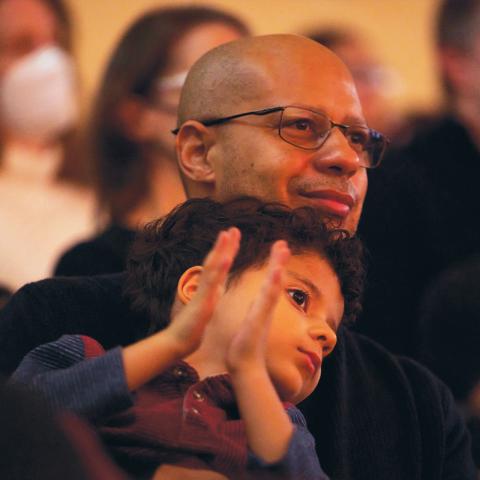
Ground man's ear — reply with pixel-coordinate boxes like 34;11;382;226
176;121;216;183
176;266;203;304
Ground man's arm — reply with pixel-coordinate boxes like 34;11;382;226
0;273;134;377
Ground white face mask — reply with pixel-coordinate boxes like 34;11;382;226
0;45;78;142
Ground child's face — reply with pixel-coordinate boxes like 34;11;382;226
215;251;343;404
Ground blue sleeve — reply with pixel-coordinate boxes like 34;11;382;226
247;405;329;479
10;335;133;421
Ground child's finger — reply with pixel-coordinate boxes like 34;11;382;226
241;241;291;340
197;227;240;291
192;227;240;316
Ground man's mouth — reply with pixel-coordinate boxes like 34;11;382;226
298;190;355;218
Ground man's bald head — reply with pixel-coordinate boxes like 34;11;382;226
177;34;353;126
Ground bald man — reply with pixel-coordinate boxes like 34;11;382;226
176;34;367;234
1;35;476;478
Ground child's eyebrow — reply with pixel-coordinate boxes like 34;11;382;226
286;271;321;300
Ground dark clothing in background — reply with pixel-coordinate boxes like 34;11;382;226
0;379;128;480
54;225;135;277
0;274;476;479
468;418;480;469
358;115;480;358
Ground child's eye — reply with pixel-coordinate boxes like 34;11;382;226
287;289;309;311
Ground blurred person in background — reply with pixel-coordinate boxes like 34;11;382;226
418;255;480;469
0;0;95;292
307;28;406;142
0;379;129;479
54;6;249;277
358;0;480;357
0;284;10;311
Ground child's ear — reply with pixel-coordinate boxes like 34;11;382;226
176;266;203;304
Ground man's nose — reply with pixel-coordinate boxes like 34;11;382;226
308;322;337;357
312;128;362;177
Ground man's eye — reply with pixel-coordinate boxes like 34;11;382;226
348;128;369;146
286;118;314;131
287;289;309;311
293;119;312;131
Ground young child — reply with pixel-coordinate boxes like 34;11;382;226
12;197;364;479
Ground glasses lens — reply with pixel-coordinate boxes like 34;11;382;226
279;107;331;149
345;126;386;168
364;129;386;168
279;107;386;168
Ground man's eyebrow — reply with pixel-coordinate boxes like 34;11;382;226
344;115;368;126
292;104;367;127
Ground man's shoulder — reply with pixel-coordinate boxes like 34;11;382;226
17;272;127;304
54;226;135;277
306;328;476;478
314;327;445;403
340;328;437;382
0;272;141;376
8;272;135;333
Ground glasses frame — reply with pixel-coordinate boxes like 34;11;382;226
172;105;388;168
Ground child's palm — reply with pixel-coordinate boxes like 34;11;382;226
168;228;240;356
226;241;290;373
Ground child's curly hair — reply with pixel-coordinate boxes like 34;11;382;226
125;197;365;334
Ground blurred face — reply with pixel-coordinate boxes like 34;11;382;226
212;252;343;404
151;22;243;153
331;40;391;132
206;48;368;233
464;34;480;110
0;0;58;76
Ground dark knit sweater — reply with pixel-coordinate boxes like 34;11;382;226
12;334;326;479
0;273;476;479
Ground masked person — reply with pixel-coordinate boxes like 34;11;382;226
0;0;95;292
53;6;249;277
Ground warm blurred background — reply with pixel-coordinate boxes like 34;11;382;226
68;0;441;117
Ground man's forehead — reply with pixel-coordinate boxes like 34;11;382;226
235;52;363;122
179;34;363;124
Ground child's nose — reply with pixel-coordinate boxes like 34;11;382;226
308;323;337;357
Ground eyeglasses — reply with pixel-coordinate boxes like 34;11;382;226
172;105;388;168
